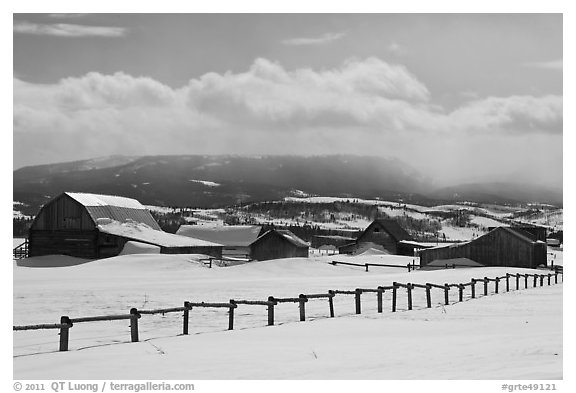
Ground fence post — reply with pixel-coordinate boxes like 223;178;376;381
355;289;362;314
458;284;464;302
183;301;190;335
539;275;544;287
533;274;538;288
299;294;307;322
59;316;71;352
555;273;558;284
516;273;520;290
483;277;488;296
407;284;413;310
547;274;551;286
229;300;236;330
444;283;449;305
505;274;510;292
471;279;476;299
365;264;369;273
524;274;528;289
426;284;432;308
407;263;411;272
268;296;275;326
328;290;335;317
495;278;499;294
392;282;398;312
377;287;384;313
130;308;140;343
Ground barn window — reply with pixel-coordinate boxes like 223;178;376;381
63;217;80;229
374;227;380;233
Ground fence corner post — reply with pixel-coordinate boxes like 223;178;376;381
183;301;191;335
392;282;398;312
471;279;476;299
407;284;413;310
228;300;236;330
267;296;276;326
444;283;449;305
355;288;362;314
59;316;71;352
377;286;384;313
328;290;335;317
130;308;140;343
426;284;432;308
299;294;307;322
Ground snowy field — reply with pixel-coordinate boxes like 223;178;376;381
13;252;563;380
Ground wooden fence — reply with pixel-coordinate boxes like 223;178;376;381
13;240;29;259
13;270;563;353
331;260;418;272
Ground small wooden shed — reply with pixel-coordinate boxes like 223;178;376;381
250;229;309;261
418;226;547;268
28;192;222;259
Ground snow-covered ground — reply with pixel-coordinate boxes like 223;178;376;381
13;252;562;380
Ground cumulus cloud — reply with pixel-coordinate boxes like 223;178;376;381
14;21;126;37
281;32;346;46
13;57;563;185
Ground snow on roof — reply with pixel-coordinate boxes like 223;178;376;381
275;230;310;248
176;225;262;247
64;192;162;230
66;192;145;209
98;220;222;248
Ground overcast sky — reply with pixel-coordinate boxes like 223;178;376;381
13;13;563;188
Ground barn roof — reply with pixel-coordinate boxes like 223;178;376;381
176;225;262;247
98;220;222;248
65;192;161;230
255;229;310;248
274;230;310;248
361;219;414;242
498;226;538;243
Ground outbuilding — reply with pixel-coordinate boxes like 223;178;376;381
176;225;263;259
28;192;222;259
418;226;547;268
338;219;414;255
250;229;309;261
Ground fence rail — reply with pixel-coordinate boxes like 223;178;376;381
331;260;416;272
14;269;563;353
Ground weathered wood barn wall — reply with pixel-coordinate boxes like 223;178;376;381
250;229;309;261
28;192;222;259
418;226;547;268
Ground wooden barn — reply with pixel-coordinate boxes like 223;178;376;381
338;219;414;256
418;226;547;268
250;229;309;261
176;225;263;259
28;192;222;259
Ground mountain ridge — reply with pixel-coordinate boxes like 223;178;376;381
13;154;562;215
